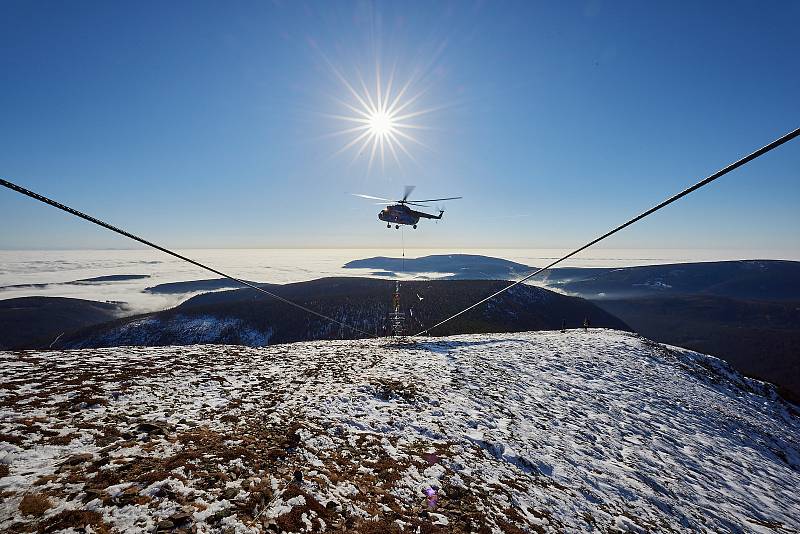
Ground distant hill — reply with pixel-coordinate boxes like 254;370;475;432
547;260;800;300
0;274;149;291
0;297;127;349
343;254;534;279
59;278;628;349
144;278;258;294
346;255;800;300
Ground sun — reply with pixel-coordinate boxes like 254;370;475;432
325;63;433;171
368;110;394;137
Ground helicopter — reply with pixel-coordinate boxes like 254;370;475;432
353;186;462;229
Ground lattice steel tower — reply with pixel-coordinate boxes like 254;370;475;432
389;281;407;338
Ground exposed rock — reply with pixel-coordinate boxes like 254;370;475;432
136;421;171;435
65;453;93;466
169;511;191;524
156;519;174;531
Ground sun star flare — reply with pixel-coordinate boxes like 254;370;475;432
327;64;432;171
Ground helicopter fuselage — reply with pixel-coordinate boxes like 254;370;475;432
378;204;442;228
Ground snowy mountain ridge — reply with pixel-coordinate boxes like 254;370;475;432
55;280;629;349
1;329;799;533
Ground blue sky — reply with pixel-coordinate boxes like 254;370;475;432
1;1;798;254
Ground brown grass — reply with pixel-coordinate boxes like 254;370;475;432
374;378;419;402
239;479;273;517
47;433;76;446
349;518;405;534
33;475;57;487
39;510;109;534
95;425;122;447
0;433;23;445
274;485;332;531
164;450;203;470
19;494;51;516
136;470;187;486
85;465;122;490
369;456;403;484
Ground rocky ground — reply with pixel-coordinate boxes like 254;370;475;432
0;330;799;533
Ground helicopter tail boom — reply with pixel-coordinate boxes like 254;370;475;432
412;208;444;220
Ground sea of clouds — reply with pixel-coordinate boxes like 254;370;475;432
1;248;792;315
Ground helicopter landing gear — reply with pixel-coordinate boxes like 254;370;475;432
395;225;400;229
387;223;391;228
413;224;417;229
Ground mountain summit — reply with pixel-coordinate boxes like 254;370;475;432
1;330;798;532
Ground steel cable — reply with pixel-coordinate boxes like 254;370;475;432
0;178;376;339
412;127;800;337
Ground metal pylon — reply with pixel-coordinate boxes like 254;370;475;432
389;281;407;339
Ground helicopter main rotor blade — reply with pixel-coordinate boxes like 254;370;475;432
405;202;431;207
352;193;394;202
402;185;416;202
410;196;463;202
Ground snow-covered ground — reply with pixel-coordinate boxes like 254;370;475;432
1;329;798;533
